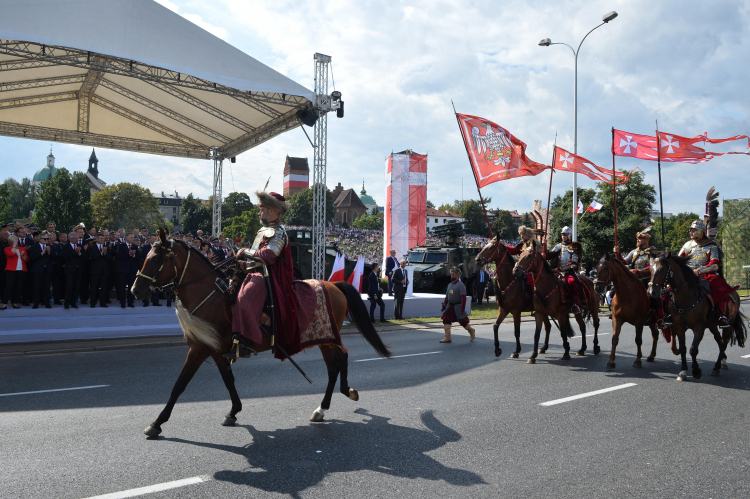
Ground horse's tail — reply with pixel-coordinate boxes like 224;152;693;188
334;281;392;358
731;310;747;348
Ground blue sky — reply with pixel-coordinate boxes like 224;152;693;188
1;0;748;217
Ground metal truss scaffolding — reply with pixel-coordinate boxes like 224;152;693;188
311;53;330;280
212;148;223;236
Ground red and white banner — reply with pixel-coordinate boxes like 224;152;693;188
346;257;365;292
328;252;345;282
456;113;550;187
554;146;635;184
384;152;427;269
283;173;309;191
587;201;603;212
612;129;659;160
575;200;584;215
613;128;750;164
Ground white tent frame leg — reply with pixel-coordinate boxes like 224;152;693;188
212;148;223;236
311;53;330;280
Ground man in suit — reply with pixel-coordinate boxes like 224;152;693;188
473;264;490;304
385;249;399;296
117;233;139;308
28;231;55;308
79;228;93;305
210;237;225;262
15;226;33;305
392;259;409;320
88;233;112;307
139;227;149;244
62;231;83;309
51;232;66;304
367;262;388;323
139;234;161;307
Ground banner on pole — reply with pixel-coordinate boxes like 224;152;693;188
613;129;749;164
384;151;427;267
554;146;635;184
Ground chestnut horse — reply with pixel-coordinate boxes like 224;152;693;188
513;248;601;363
595;254;660;369
648;252;746;381
131;230;391;437
476;237;552;359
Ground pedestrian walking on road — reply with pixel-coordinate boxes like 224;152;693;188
439;267;475;343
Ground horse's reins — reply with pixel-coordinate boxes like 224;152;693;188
650;259;702;324
483;243;520;296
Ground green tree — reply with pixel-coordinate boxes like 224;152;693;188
437;203;454;213
0;181;11;223
223;208;261;243
32;168;93;231
1;177;37;219
281;186;335;226
491;210;515;240
353;214;384;230
223;192;253;219
369;205;379;216
181;193;211;234
653;212;699;250
426;200;435;209
92;183;163;231
458;199;490;236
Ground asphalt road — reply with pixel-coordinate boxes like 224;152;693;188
1;314;750;499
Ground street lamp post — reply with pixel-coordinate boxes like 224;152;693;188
539;10;618;242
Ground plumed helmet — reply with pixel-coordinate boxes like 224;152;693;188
690;219;706;231
561;226;572;235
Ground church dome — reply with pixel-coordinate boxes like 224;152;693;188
32;165;56;182
359;182;377;207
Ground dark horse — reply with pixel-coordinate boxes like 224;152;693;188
131;229;391;437
648;252;746;381
512;248;601;364
476;237;552;359
595;254;660;369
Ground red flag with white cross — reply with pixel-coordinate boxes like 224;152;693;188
554;146;635;184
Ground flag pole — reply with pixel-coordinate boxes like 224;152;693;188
656;119;666;249
452;101;493;237
611;127;618;249
544;137;556;253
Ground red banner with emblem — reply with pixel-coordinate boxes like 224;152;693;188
456;113;550;188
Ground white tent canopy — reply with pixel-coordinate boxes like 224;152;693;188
0;0;314;160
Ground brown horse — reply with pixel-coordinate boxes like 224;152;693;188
513;248;601;363
595;254;660;369
131;229;391;437
648;252;746;381
476;237;552;359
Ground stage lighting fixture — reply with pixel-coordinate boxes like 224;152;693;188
296;108;319;127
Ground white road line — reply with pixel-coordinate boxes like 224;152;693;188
741;354;750;359
571;333;611;338
0;385;109;397
82;476;208;499
540;383;637;407
355;351;442;362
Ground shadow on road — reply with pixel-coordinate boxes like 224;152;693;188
164;409;484;497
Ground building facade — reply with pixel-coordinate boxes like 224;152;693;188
283;155;309;197
84;149;107;195
426;207;464;232
155;190;182;228
332;182;368;226
31;149;57;189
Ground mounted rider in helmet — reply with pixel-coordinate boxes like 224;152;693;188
678;219;735;328
545;226;584;314
501;225;544;297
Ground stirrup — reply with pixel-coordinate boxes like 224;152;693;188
571;304;581;315
718;315;730;328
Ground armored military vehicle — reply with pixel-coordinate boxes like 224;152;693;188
287;228;372;281
406;222;482;294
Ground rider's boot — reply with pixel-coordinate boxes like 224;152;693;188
222;333;255;359
440;324;452;343
463;323;476;341
718;302;730;328
571;298;581;315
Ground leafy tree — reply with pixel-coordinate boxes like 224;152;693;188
437;203;454;213
353;214;384;230
521;212;534;228
0;181;11;223
426;200;435;209
32;168;93;231
653;212;700;250
223;208;261;243
458;199;490;236
0;177;37;219
281;186;335;226
181;193;211;234
369;205;379;216
223;192;253;220
92;183;163;231
491;210;516;240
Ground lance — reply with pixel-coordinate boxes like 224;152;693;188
544;135;557;253
611;127;618;248
656;119;666;249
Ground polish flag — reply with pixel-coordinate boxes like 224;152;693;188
575;200;584;215
346;257;365;292
587;201;603;212
328;253;345;282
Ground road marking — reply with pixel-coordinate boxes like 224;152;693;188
355;351;442;362
741;354;750;358
571;333;611;338
82;476;208;499
0;385;109;398
540;383;637;407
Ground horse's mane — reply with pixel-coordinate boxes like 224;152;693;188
528;250;556;275
609;254;647;289
658;251;701;287
159;238;228;278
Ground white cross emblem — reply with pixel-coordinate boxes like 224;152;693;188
661;135;680;154
619;136;637;154
559;151;574;168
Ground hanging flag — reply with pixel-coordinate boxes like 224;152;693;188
612;129;659;160
614;128;750;163
346;257;365;292
554;146;635;184
456;113;550;187
587;201;603;212
328;253;345;282
575;200;584;215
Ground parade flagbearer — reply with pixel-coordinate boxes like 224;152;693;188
439;267;475;343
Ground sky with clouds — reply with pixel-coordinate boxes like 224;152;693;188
1;0;748;217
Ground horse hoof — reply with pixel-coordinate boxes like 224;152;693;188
593;346;601;355
633;360;642;368
576;349;586;356
348;388;359;401
143;425;162;438
676;376;686;381
310;411;325;422
526;358;536;364
562;353;571;361
510;352;519;359
711;369;720;377
693;370;702;380
495;349;503;358
646;357;655;363
538;348;546;354
607;362;616;369
221;416;237;427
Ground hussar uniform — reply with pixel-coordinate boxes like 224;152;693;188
546;226;583;313
503;226;544;297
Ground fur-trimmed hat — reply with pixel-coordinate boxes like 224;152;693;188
518;225;533;237
256;191;289;215
636;227;652;239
